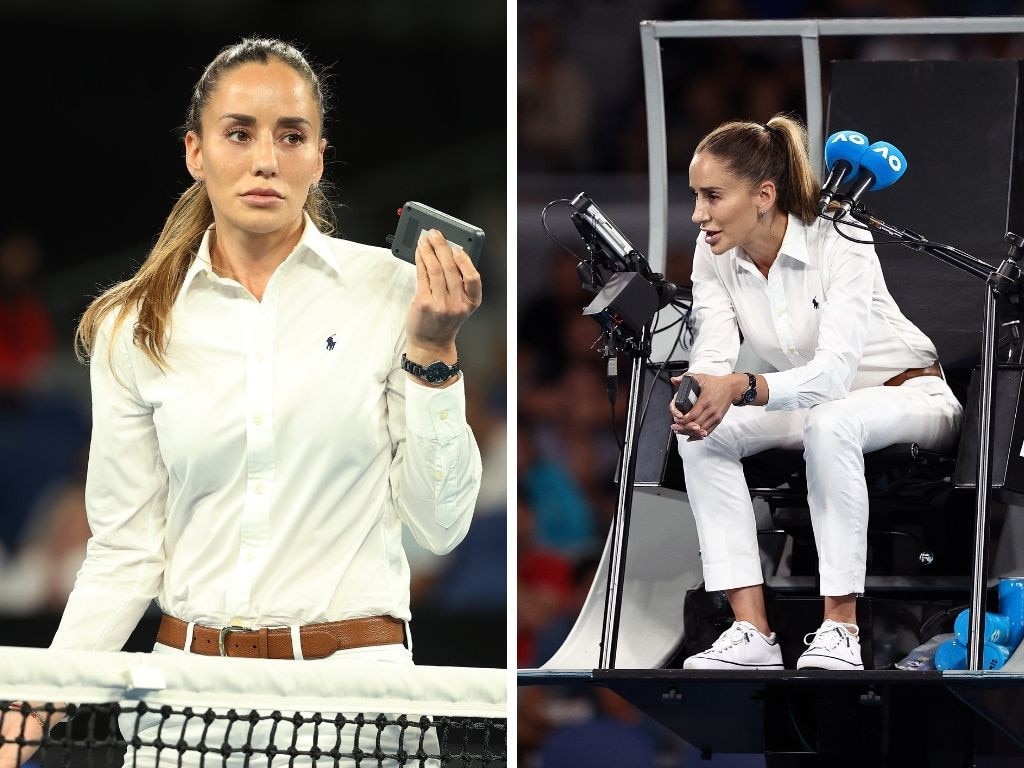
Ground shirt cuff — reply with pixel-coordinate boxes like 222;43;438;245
404;374;467;440
762;370;799;411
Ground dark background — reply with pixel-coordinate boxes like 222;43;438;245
2;3;506;274
0;0;507;669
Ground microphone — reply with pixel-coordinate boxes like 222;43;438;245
818;130;870;214
570;192;639;270
832;140;907;220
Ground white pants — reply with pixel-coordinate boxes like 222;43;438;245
120;642;440;768
677;376;963;596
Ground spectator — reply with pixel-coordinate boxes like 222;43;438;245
0;233;54;397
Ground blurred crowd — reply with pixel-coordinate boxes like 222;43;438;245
517;0;1024;763
0;233;89;617
520;0;1024;179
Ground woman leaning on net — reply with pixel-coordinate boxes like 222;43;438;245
1;37;482;767
670;114;962;672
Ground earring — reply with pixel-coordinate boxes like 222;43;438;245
758;209;766;220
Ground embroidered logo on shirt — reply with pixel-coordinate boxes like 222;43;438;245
812;297;820;309
326;334;337;351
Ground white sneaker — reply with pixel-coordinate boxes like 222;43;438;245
683;620;784;670
796;619;865;670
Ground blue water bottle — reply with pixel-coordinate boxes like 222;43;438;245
934;639;1010;671
998;577;1024;648
934;639;966;671
953;609;1012;646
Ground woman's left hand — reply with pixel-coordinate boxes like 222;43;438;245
670;372;740;440
405;229;483;357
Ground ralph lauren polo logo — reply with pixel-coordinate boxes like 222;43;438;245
812;297;820;309
326;334;337;351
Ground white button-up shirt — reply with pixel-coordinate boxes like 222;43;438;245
687;214;937;411
51;217;482;651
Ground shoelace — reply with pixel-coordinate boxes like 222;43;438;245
710;623;754;652
803;621;856;651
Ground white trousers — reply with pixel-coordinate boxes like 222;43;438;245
676;376;963;596
120;642;440;768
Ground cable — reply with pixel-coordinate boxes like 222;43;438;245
786;696;814;753
651;304;690;335
605;303;689;479
636;304;690;441
825;211;983;259
919;604;967;642
540;199;585;262
610;398;623;452
824;213;910;247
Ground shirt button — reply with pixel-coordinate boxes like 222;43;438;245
256;352;265;363
255;481;265;494
253;414;264;426
438;410;449;421
206;271;216;281
433;470;444;481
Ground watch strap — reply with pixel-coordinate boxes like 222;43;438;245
733;372;757;406
401;353;461;384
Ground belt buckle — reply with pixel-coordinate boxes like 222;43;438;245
218;625;250;657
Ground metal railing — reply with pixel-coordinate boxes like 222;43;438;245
640;16;1024;274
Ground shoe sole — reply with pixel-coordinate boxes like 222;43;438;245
796;666;865;670
684;660;784;670
796;656;864;671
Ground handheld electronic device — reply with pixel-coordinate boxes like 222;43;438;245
674;375;701;414
391;201;485;265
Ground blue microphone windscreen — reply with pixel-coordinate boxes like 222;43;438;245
859;141;907;191
824;131;870;177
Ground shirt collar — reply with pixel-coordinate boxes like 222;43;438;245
180;212;341;294
776;214;811;265
731;213;810;274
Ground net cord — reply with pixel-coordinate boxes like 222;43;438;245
0;646;506;718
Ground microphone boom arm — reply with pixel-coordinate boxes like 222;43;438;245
833;202;994;283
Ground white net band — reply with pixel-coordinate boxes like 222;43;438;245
0;646;506;767
0;646;505;717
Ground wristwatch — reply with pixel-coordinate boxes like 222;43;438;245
401;353;461;384
733;372;757;406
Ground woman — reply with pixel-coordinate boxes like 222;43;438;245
3;37;482;764
670;114;961;671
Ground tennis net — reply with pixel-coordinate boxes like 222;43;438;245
0;645;506;767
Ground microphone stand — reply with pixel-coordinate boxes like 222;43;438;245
564;202;661;669
558;193;689;669
837;203;1024;671
599;324;651;669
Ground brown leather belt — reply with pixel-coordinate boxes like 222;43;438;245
883;362;942;388
156;614;405;659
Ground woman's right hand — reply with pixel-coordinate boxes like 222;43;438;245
670;372;748;440
669;373;709;441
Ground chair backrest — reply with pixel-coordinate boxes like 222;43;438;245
826;59;1024;375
